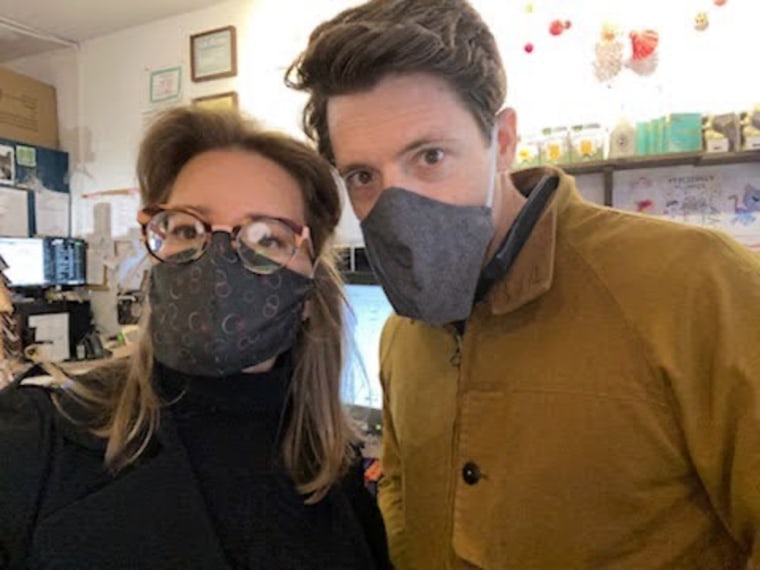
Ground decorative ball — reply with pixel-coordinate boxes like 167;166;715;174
549;20;565;36
525;3;534;13
524;42;535;54
714;0;727;6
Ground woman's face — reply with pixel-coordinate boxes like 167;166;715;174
166;149;314;277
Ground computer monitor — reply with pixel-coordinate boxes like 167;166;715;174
0;236;86;287
44;237;87;286
342;282;395;410
0;237;46;287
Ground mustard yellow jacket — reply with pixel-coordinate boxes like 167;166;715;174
378;167;760;569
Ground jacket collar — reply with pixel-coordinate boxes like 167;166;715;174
487;166;579;315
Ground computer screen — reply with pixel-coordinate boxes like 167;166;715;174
0;237;86;287
0;237;45;287
342;283;395;409
44;237;87;286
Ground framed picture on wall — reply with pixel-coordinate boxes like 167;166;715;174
149;66;182;103
190;26;237;82
0;145;15;186
192;91;239;111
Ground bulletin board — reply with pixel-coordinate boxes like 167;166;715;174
0;137;70;237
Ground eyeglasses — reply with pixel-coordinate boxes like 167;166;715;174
137;205;314;275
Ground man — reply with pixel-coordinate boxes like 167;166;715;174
287;1;760;568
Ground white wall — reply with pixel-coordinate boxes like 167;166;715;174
6;0;759;244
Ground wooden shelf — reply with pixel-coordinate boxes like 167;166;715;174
562;149;760;176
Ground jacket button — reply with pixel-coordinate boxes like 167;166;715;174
462;462;481;485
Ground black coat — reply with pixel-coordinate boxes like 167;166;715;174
0;370;391;569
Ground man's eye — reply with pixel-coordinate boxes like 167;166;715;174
346;170;374;188
421;149;445;165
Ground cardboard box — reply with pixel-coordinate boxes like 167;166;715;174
540;127;570;166
513;135;542;170
741;107;760;150
569;124;605;163
665;113;703;153
706;113;740;152
0;66;59;149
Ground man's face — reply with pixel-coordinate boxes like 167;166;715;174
327;72;515;220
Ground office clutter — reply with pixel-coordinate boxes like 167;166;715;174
0;202;147;372
84;200;149;336
0;134;70;239
0;253;18;388
513;106;760;171
0;67;59;150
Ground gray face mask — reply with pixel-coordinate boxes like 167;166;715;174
360;133;499;326
149;233;313;377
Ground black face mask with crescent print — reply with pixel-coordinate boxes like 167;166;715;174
149;232;313;377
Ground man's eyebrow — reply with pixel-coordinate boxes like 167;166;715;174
337;136;457;175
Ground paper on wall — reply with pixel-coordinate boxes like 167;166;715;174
0;186;29;237
78;193;141;239
28;312;70;361
86;235;113;286
34;189;70;236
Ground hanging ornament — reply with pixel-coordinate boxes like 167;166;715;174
695;12;710;31
525;2;535;13
601;22;618;42
594;42;623;82
549;20;565;36
713;0;727;6
626;52;659;76
549;19;572;37
629;30;659;60
593;24;623;82
625;29;659;76
524;42;535;54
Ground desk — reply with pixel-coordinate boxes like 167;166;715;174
58;344;134;375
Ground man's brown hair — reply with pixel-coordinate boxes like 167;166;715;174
286;0;507;163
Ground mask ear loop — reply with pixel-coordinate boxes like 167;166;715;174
484;124;500;209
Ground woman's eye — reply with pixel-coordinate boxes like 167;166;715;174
259;236;285;250
171;225;199;240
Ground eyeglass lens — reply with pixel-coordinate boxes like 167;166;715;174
145;210;299;274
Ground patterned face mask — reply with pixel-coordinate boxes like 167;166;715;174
149;232;313;377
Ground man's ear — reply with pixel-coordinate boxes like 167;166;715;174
494;107;518;172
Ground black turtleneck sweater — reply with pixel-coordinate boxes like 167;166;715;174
155;356;390;569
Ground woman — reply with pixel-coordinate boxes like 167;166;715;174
0;107;390;569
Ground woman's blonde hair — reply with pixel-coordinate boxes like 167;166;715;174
58;107;355;502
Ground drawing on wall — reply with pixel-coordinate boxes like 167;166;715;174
729;184;760;226
0;145;15;186
613;166;760;251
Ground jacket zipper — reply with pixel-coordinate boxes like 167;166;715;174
450;332;463;367
447;326;465;568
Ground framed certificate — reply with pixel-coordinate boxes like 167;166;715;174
190;26;237;82
192;91;239;110
149;66;182;103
